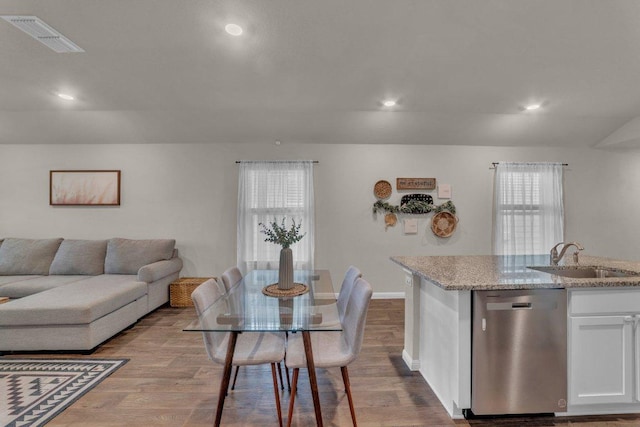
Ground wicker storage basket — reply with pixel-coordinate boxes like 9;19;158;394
170;277;213;308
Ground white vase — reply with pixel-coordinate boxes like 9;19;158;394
278;247;294;290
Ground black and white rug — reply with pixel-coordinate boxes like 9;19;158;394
0;358;128;427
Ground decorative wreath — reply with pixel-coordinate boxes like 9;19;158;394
373;199;456;215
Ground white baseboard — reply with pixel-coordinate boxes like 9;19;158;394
402;349;420;371
318;292;404;299
372;292;404;299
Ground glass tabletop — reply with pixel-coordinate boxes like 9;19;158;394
183;269;342;333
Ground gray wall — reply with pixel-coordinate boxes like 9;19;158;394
1;143;639;295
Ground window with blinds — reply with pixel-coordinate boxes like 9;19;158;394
493;163;564;256
245;168;308;266
237;161;315;273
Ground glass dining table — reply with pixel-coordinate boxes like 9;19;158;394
184;269;341;427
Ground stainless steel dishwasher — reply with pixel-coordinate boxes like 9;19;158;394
471;289;567;416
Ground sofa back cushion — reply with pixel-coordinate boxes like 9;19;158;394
105;238;176;274
49;239;108;275
0;238;63;275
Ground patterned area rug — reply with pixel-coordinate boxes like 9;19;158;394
0;359;127;427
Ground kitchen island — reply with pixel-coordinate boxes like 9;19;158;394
391;254;640;419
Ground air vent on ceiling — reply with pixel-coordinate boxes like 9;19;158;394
1;15;84;53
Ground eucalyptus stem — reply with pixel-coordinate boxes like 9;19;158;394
259;217;306;249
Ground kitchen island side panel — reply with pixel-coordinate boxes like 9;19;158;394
402;269;421;370
419;276;471;418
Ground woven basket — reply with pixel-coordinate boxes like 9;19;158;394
431;211;458;238
373;180;392;199
169;277;213;308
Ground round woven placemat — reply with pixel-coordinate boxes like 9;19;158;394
262;283;309;298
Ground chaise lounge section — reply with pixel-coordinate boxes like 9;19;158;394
0;237;183;353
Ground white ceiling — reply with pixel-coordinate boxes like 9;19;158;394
2;0;640;148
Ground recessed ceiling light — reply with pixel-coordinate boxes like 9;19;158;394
225;24;243;36
382;100;396;107
57;93;74;101
524;103;541;111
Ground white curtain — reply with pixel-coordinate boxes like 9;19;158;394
493;162;564;256
237;161;315;274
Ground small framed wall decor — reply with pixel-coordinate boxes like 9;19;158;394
50;170;121;206
403;218;418;234
438;184;452;199
397;177;436;190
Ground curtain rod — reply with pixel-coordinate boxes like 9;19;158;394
235;160;319;164
490;162;568;169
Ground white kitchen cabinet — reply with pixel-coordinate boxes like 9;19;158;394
569;315;634;405
569;288;640;408
636;319;640;402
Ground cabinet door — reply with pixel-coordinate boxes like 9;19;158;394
570;316;634;405
636;316;640;402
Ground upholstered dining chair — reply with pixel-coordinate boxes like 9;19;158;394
191;278;286;427
221;266;244;390
316;265;362;327
221;266;243;292
336;266;362;322
285;277;373;427
221;266;290;392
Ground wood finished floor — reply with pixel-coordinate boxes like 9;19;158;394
4;299;640;426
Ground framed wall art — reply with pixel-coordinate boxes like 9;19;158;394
396;177;436;190
50;170;121;206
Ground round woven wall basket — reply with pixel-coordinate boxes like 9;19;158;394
373;180;392;199
431;211;458;238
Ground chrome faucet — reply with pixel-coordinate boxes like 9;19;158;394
550;242;584;265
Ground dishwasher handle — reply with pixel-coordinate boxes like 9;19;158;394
486;301;555;311
511;302;532;309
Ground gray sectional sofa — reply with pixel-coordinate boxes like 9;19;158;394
0;237;183;353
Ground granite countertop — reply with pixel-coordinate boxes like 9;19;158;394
390;254;640;291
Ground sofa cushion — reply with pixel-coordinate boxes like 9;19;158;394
49;239;108;275
105;238;175;274
0;275;41;286
137;258;184;283
0;275;88;298
0;238;63;275
0;275;147;325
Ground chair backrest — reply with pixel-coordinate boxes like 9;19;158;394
336;266;362;320
192;278;224;315
342;277;373;360
191;278;227;362
221;266;243;291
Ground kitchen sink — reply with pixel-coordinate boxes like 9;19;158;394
528;266;640;279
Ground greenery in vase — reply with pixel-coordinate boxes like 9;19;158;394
259;217;306;249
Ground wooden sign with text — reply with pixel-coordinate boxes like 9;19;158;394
396;177;436;190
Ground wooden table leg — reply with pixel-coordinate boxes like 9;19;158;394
302;331;323;427
215;331;238;427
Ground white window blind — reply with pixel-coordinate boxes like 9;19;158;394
493;162;564;256
237;161;315;274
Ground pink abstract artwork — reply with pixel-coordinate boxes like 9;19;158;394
50;170;121;206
